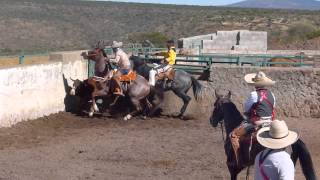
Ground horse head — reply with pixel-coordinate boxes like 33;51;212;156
210;90;232;128
82;40;108;62
130;55;146;70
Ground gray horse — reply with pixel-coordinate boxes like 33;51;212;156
130;56;203;119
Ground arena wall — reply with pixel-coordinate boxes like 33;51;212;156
0;51;88;127
162;66;320;119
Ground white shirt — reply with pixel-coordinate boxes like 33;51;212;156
254;149;295;180
244;90;276;113
110;49;131;69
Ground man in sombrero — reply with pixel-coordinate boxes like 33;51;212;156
230;71;276;164
254;120;298;179
109;41;131;97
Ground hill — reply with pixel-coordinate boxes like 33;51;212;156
229;0;320;10
0;0;319;52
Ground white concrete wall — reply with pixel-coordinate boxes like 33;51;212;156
0;51;88;127
181;30;268;53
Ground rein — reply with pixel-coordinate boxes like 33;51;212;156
219;121;225;142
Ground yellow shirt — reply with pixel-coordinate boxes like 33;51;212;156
158;47;176;65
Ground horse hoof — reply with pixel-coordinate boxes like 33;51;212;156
89;112;94;117
93;104;99;112
124;114;132;121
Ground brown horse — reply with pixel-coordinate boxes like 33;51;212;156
71;45;154;120
269;58;297;67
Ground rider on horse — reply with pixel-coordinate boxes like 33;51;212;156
230;71;276;164
148;40;176;86
109;41;132;96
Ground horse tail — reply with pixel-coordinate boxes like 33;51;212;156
191;76;203;101
292;139;317;180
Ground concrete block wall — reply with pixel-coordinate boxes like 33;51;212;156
179;33;215;49
235;31;267;52
180;30;268;53
0;51;88;127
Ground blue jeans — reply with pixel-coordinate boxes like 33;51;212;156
120;69;130;75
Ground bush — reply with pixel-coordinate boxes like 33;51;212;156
287;22;316;41
307;29;320;39
127;32;169;48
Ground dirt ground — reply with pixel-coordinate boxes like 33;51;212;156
0;112;318;180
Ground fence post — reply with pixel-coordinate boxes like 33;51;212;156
88;60;95;77
19;54;25;64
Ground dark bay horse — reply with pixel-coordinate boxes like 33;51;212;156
130;56;203;118
209;91;316;180
70;46;112;117
70;47;152;120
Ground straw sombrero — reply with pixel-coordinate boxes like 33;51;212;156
257;120;299;149
111;41;123;48
244;71;275;87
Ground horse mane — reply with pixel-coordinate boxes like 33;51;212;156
101;49;107;58
222;99;245;133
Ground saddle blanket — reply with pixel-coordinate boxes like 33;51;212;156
118;71;137;82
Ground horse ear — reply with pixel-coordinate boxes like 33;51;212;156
226;91;232;99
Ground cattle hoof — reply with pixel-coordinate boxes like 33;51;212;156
89;112;94;117
124;114;132;121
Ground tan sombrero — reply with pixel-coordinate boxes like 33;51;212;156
111;41;123;48
257;120;299;149
244;71;275;87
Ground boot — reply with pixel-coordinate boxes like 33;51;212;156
113;78;124;96
230;125;247;165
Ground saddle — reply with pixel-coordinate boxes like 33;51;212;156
156;68;175;81
230;124;261;166
118;71;137;82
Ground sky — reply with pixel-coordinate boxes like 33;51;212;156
100;0;244;6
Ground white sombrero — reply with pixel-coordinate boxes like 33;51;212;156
111;41;123;48
257;120;299;149
244;71;275;87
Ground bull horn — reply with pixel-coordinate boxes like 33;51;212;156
70;77;76;82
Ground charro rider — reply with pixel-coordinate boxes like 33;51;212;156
148;40;176;86
109;41;132;97
230;71;276;163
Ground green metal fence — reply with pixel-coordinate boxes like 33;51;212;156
0;50;49;65
138;53;309;74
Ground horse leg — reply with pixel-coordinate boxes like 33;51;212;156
88;96;98;117
123;98;142;121
148;91;164;117
173;90;191;118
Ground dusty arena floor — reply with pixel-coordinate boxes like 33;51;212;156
0;113;318;180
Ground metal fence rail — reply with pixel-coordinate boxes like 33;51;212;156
137;52;310;74
0;50;49;65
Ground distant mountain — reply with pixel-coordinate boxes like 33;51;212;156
229;0;320;10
